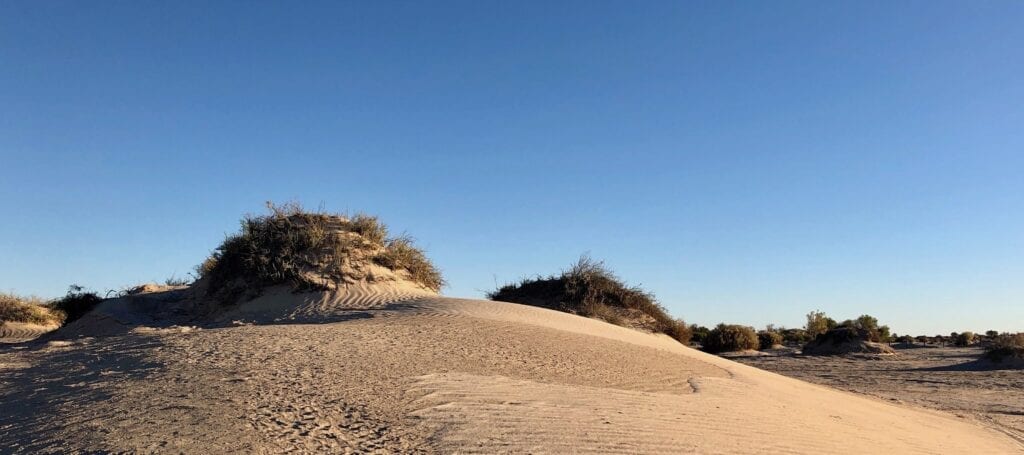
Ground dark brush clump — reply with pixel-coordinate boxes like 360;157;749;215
197;202;444;303
50;285;103;325
985;333;1024;363
487;256;691;344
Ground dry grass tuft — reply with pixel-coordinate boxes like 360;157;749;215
487;255;691;344
197;202;444;303
0;293;63;325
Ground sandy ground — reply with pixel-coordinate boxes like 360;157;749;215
728;345;1024;446
1;292;1021;453
0;321;58;343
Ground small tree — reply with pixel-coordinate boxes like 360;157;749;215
805;311;836;338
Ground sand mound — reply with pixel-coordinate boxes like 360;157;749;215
2;294;1019;453
488;256;690;342
198;203;443;305
50;205;444;338
802;327;896;356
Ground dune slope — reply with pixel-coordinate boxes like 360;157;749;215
0;291;1020;454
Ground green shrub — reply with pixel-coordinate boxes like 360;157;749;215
690;325;711;346
50;285;103;325
781;328;811;344
757;330;783;350
488;256;690;344
805;311;837;338
0;293;63;325
703;324;759;353
954;331;975;347
197;202;444;302
985;333;1024;363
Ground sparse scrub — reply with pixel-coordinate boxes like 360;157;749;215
758;330;783;350
985;333;1024;363
702;324;759;353
0;293;63;325
164;274;192;286
197;202;444;303
488;255;691;344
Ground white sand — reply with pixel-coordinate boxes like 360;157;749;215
0;289;1020;453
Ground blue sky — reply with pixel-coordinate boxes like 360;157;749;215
2;1;1022;335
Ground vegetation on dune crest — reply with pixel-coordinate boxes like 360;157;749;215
197;202;444;302
488;255;691;344
50;285;103;325
702;324;759;353
0;285;103;326
0;293;63;325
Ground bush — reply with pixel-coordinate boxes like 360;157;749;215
197;202;444;302
837;314;891;342
985;333;1024;363
690;325;711;346
0;293;63;325
703;324;759;353
50;285;103;325
757;330;783;350
781;328;811;344
488;255;690;344
802;326;896;355
805;311;837;338
954;331;975;347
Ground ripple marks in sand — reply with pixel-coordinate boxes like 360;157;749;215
0;322;56;342
409;372;1021;454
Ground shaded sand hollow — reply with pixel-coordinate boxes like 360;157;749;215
1;286;1021;453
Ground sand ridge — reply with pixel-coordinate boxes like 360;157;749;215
0;290;1020;453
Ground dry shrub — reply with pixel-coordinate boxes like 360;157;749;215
197;202;443;303
373;235;444;292
986;333;1024;363
0;293;63;325
488;256;691;344
758;330;783;350
954;331;975;347
50;285;103;325
802;326;895;355
703;324;759;353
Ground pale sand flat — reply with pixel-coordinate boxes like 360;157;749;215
0;292;1020;453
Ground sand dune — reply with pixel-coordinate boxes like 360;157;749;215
0;288;1020;453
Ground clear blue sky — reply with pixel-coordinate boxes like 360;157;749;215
2;1;1022;335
